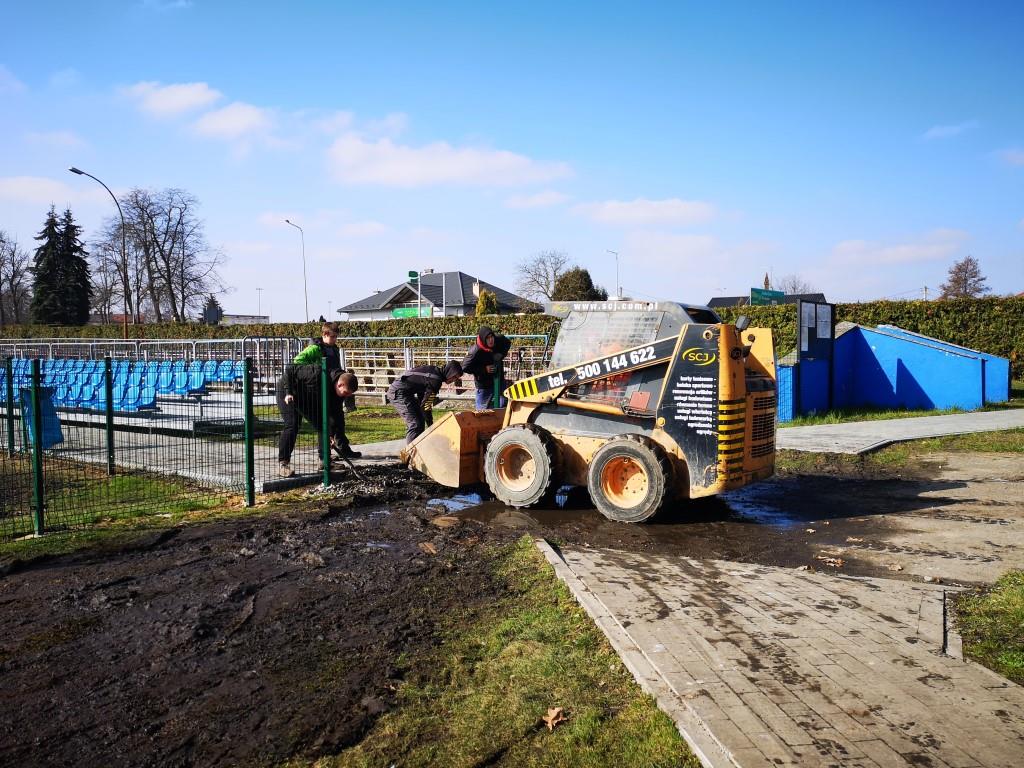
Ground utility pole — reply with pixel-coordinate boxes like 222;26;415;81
256;287;262;316
607;250;620;299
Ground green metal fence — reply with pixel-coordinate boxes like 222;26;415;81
0;354;345;541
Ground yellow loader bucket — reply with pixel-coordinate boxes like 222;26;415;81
402;409;505;487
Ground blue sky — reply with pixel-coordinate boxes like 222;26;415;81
1;1;1022;320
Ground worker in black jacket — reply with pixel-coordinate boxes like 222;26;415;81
461;325;512;409
277;365;359;477
387;361;462;444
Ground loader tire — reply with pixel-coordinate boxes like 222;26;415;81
484;424;556;508
587;435;670;523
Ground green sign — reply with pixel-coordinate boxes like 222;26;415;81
391;306;432;318
750;287;785;306
408;270;418;281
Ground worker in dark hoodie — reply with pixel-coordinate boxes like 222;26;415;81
387;361;463;444
461;325;512;409
277;365;359;477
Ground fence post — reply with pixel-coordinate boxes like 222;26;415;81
242;357;256;506
4;358;14;458
104;356;115;475
321;358;331;487
30;359;45;536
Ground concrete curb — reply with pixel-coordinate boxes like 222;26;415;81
533;538;736;768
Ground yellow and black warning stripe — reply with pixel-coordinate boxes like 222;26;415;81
507;377;539;400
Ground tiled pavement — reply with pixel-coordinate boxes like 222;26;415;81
538;542;1024;768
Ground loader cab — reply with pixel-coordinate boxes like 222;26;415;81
544;300;721;369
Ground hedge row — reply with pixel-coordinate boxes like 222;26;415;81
717;296;1023;378
2;297;1021;376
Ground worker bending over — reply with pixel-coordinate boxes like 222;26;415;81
387;361;463;444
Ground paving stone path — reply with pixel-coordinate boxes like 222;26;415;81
777;410;1024;454
538;543;1024;768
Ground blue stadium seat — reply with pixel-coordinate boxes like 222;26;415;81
156;369;175;394
172;371;189;395
187;370;206;395
215;359;235;382
137;384;157;410
203;360;219;380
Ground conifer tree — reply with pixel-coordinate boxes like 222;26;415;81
475;288;499;316
60;207;92;324
29;207;64;323
29;206;92;324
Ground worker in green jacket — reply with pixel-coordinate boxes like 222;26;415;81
292;322;361;460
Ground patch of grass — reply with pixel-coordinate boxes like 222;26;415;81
775;428;1024;475
781;384;1024;428
954;571;1024;685
306;537;695;768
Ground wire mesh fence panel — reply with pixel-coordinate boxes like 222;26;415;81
0;353;253;541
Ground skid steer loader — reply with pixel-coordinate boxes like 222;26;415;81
403;300;777;522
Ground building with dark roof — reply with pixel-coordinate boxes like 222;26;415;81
706;292;827;309
338;271;538;321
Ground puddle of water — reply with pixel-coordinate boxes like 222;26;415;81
457;500;601;529
426;493;483;512
722;486;804;528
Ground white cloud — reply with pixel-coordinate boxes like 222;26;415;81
573;197;716;226
830;229;969;266
0;175;108;206
327;134;572;187
340;220;387;237
922;121;977;140
48;68;81;89
124;81;222;117
312;110;355;135
192;101;273;139
364;112;408;138
999;148;1024;167
0;64;26;93
505;190;570;209
25;130;86;148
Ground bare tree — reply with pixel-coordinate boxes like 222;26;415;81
939;255;989;299
774;274;816;295
93;187;227;324
514;249;571;303
0;230;33;326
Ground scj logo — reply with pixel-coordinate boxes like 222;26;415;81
681;347;716;366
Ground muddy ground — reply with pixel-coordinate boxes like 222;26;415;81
1;451;1021;766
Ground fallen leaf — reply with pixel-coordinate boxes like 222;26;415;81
887;563;904;572
846;537;864;543
542;706;567;731
924;576;942;584
430;516;461;528
814;555;844;568
418;542;438;555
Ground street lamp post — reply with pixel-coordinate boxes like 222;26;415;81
256;287;263;316
607;250;620;299
69;167;128;338
284;219;309;322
